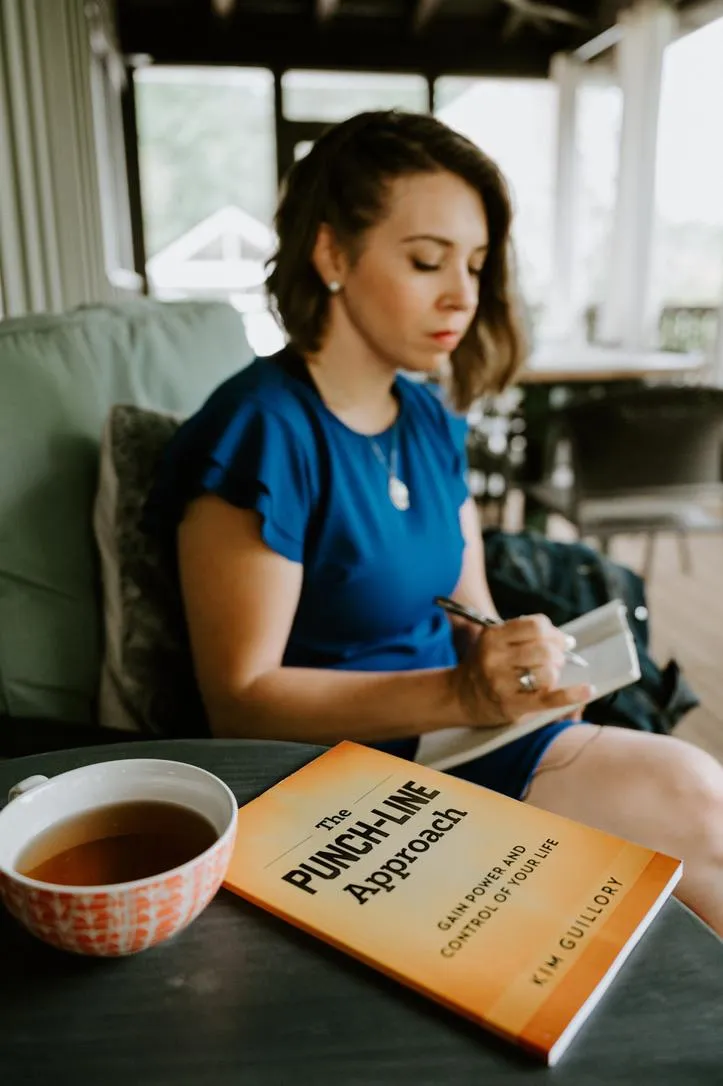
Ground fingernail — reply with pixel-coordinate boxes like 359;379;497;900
565;634;577;650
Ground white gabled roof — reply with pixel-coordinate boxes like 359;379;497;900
148;205;274;272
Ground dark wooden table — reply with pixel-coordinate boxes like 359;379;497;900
1;739;721;1086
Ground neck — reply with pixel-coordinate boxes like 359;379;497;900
305;320;398;435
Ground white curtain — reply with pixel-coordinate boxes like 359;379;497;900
0;0;138;316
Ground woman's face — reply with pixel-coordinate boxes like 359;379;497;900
336;170;489;375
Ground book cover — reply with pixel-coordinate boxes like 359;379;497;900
417;599;641;771
223;741;682;1065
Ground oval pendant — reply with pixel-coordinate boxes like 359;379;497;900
389;475;410;511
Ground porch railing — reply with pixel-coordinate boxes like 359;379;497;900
584;305;719;354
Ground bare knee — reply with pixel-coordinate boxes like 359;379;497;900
663;739;723;863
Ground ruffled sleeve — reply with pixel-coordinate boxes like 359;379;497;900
196;399;313;563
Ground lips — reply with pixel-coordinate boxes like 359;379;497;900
430;331;462;347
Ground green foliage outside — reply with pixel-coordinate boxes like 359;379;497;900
134;69;721;350
134;71;427;258
135;75;277;256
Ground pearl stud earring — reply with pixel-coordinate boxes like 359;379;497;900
328;280;341;294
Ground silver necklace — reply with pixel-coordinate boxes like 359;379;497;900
369;427;410;511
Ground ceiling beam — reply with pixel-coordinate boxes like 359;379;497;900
574;24;623;62
316;0;341;22
413;0;445;33
677;0;723;34
118;17;556;78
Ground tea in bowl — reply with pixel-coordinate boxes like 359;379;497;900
0;759;237;956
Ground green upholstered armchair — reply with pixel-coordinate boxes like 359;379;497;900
0;299;253;754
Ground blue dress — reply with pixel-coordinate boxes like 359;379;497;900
147;347;573;798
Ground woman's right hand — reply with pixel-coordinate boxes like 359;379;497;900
451;614;596;727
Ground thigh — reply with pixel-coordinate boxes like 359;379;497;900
524;722;723;856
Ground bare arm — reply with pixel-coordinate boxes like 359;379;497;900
452;498;500;618
178;496;592;743
445;498;500;656
178;496;466;742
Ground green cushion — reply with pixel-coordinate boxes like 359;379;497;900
0;299;253;726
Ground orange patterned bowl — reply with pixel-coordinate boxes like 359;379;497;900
0;759;237;956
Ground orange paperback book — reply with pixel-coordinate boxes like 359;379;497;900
223;741;682;1065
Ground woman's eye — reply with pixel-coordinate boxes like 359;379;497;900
412;258;440;272
468;266;483;277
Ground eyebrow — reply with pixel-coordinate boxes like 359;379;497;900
401;233;489;252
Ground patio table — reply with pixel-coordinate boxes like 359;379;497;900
521;344;706;385
1;738;721;1085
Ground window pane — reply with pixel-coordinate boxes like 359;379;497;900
574;82;622;339
436;77;557;338
651;17;723;352
135;66;284;355
282;70;427;122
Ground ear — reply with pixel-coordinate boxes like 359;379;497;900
311;223;348;291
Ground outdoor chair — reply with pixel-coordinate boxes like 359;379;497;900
523;385;723;579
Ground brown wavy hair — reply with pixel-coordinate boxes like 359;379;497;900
266;110;527;410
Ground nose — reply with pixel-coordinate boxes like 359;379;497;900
440;262;478;313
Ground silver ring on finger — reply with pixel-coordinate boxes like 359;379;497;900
518;669;538;694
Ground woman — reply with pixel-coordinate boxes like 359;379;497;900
148;110;723;934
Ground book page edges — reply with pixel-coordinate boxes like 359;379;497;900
221;875;562;1062
223;843;681;1067
522;853;684;1065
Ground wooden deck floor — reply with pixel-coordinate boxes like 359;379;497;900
608;530;723;762
498;494;723;762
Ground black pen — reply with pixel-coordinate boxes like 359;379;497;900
434;596;589;668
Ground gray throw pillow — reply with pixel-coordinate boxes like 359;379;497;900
94;404;206;737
